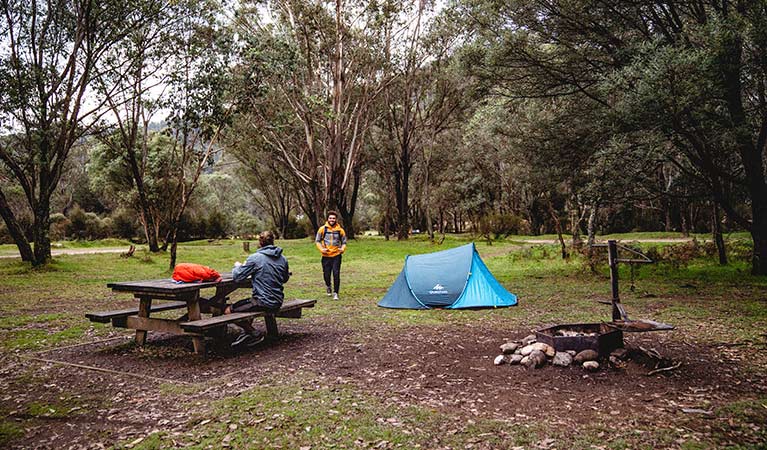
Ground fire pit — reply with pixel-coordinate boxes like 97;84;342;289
535;323;623;355
536;241;674;356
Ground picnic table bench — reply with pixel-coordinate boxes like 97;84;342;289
86;273;315;354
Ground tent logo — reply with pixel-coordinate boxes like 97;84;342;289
429;283;448;295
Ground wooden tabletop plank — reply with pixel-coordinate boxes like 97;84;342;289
107;272;250;294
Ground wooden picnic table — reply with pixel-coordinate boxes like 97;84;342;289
86;273;315;355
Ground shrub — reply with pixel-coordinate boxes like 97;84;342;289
49;213;70;241
0;223;12;244
206;210;229;239
661;239;704;269
84;212;109;239
230;211;262;239
283;216;308;239
65;206;109;239
66;206;88;239
487;213;526;238
177;213;207;241
581;244;608;273
726;239;752;262
110;208;139;239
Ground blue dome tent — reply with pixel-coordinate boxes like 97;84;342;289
377;243;518;309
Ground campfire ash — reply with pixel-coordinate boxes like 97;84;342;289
555;330;597;337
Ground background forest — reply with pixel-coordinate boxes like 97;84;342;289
1;0;766;274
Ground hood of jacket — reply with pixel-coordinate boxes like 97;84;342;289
324;222;343;231
258;245;283;258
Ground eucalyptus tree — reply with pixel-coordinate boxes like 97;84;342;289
224;113;297;238
0;0;147;265
369;1;468;240
456;0;767;274
162;0;233;268
231;0;391;237
229;6;324;231
92;0;181;252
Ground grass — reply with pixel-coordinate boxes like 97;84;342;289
127;372;512;450
0;234;765;449
0;421;23;447
1;234;764;347
120;373;767;449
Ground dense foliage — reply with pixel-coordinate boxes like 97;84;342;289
1;0;764;273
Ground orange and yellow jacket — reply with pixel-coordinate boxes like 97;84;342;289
315;222;347;257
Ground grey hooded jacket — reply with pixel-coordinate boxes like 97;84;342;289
232;245;290;309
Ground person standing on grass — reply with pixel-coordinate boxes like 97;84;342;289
315;211;346;300
225;230;290;347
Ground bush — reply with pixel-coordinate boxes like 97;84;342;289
726;239;752;262
299;216;316;238
0;223;12;244
65;206;108;239
580;244;608;273
110;208;140;239
661;239;704;269
177;213;207;241
230;211;262;239
66;206;88;239
206;210;229;239
644;240;705;269
283;216;308;239
487;213;527;238
49;213;70;241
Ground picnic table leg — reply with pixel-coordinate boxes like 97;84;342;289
187;294;206;355
264;314;278;340
135;296;152;346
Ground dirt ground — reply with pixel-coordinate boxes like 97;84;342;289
1;317;766;449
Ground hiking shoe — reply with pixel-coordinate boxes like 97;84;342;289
231;332;250;347
231;332;256;347
333;292;339;300
245;334;265;347
326;286;332;296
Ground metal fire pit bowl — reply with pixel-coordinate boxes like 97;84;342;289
535;323;624;355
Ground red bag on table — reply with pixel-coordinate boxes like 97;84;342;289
172;263;222;283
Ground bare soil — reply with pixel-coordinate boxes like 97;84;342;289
2;317;765;449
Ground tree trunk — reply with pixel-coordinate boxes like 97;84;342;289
711;202;727;265
32;199;52;266
749;196;767;275
719;26;767;275
394;151;410;240
586;201;599;248
338;164;361;239
0;190;34;261
383;210;390;241
547;200;568;259
169;232;178;270
128;153;160;252
340;212;354;239
423;150;434;242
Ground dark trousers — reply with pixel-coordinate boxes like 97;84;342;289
322;255;342;293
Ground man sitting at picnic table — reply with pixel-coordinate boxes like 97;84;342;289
225;230;291;347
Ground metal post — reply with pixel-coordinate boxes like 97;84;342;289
607;240;627;321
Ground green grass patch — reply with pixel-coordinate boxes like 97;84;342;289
1;234;765;347
126;374;512;450
25;401;73;419
0;421;23;447
0;313;94;351
0;234;765;448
